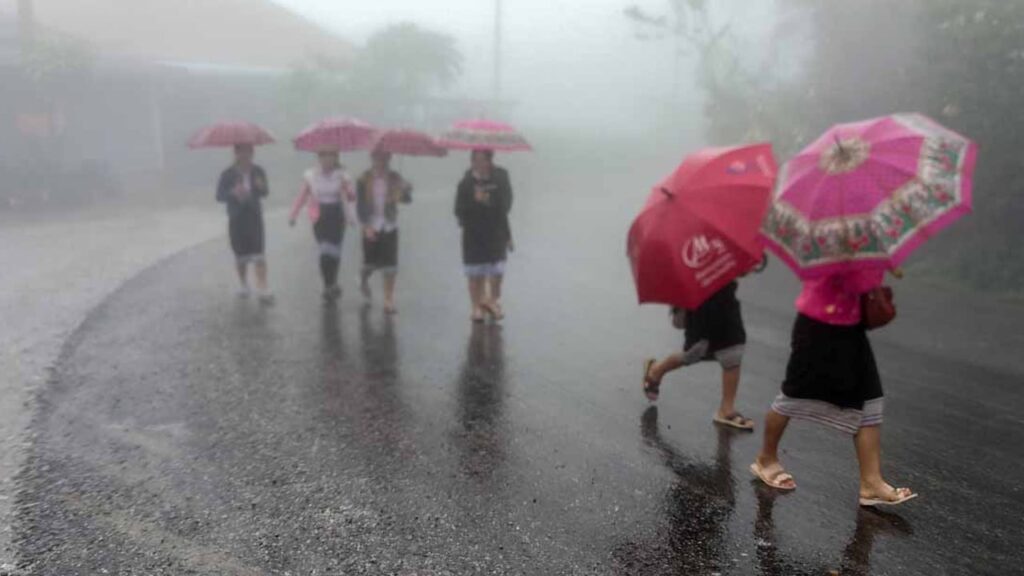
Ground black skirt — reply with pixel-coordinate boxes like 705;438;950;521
461;224;509;265
364;230;398;270
684;282;746;357
781;314;883;410
313;204;345;248
228;206;264;259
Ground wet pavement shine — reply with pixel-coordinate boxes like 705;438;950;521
12;189;1024;575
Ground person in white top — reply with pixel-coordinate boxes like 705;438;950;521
289;149;357;300
356;150;412;314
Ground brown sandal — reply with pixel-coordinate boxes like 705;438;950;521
713;412;755;431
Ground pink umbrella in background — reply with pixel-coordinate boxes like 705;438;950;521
187;121;275;149
373;129;448;157
437;119;532;152
293;117;378;153
761;113;978;279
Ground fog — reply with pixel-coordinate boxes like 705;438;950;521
273;0;782;134
2;2;1024;571
0;0;1020;289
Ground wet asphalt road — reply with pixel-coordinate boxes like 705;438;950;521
13;185;1024;575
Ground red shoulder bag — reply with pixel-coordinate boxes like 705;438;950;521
861;286;896;330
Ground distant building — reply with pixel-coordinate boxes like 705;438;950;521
0;0;353;205
30;0;353;70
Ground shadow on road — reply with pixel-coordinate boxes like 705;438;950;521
453;325;508;482
754;485;913;576
615;406;915;575
612;406;739;574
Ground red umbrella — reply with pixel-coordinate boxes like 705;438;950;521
628;143;777;310
187;121;275;149
293;117;377;153
373;129;448;157
437;119;532;152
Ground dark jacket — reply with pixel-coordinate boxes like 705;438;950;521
217;164;269;218
355;169;412;227
455;167;513;265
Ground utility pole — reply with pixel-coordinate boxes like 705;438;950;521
492;0;503;113
18;0;35;57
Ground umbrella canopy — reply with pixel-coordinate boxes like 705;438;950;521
373;129;448;157
761;113;977;279
437;119;532;152
628;143;777;310
293;117;378;153
187;121;275;149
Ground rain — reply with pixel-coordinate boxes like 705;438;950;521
1;0;1022;574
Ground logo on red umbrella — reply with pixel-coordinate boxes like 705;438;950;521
726;161;750;175
682;235;727;269
726;155;774;177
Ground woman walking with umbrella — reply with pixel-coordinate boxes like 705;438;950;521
441;120;531;322
289;118;376;301
356;130;444;314
630;144;777;431
752;114;977;507
190;122;276;303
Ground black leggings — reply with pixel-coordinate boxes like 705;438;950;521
320;255;339;288
313;204;345;288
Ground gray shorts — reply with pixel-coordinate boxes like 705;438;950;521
681;340;744;370
464;261;506;278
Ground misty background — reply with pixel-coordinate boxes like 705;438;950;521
0;0;1020;291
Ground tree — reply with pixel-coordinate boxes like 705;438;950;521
350;22;463;119
691;0;1024;290
281;22;463;126
624;1;766;143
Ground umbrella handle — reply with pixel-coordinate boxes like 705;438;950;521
752;253;769;273
660;187;674;199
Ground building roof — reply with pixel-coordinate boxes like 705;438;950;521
27;0;353;70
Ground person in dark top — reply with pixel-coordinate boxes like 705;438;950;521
455;150;513;323
216;144;272;303
356;150;412;314
641;281;754;430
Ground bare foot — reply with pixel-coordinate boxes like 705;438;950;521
482;300;504;321
642;359;661;401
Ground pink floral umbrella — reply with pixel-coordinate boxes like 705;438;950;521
293;117;378;153
437;119;532;152
761;113;978;279
187;121;275;149
373;129;448;157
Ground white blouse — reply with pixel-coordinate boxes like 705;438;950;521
304;167;356;222
304;167;352;204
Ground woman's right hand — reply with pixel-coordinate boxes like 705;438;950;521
364;227;377;241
